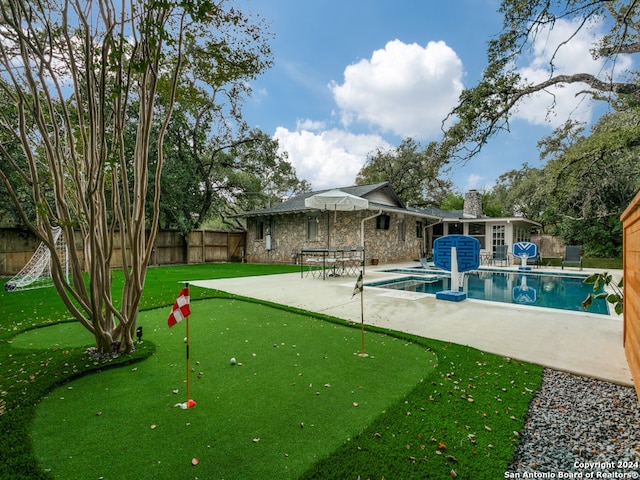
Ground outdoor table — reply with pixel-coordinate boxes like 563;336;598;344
300;248;332;279
300;247;364;279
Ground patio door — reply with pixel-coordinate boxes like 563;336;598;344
492;225;505;253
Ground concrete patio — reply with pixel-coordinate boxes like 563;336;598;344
191;263;632;386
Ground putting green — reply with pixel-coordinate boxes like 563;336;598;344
31;298;437;479
12;321;93;349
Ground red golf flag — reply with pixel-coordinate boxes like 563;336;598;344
168;286;190;327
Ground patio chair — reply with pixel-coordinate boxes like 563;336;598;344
480;250;493;266
349;246;365;275
492;245;509;266
526;253;541;268
325;247;338;276
562;246;582;270
304;254;320;278
337;246;353;276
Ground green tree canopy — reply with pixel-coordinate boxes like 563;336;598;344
356;138;452;207
128;28;305;237
157;125;310;235
487;104;640;256
538;108;640;256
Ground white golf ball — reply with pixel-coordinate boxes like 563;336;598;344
230;357;236;365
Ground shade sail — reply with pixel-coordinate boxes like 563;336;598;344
304;190;369;211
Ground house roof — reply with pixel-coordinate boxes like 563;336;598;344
235;182;411;218
407;205;463;219
339;182;405;206
234;182;540;226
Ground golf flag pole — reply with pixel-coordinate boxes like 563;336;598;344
185;287;190;407
352;271;367;357
360;279;365;356
167;283;196;409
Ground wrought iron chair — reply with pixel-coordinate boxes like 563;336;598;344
349;246;365;275
325;247;338;276
304;254;320;278
337;246;353;276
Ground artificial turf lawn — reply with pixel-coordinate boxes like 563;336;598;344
1;263;543;479
0;263;299;480
28;298;438;479
299;347;540;479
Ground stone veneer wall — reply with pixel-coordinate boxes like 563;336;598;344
245;210;423;264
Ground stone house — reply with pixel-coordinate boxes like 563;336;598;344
236;182;539;265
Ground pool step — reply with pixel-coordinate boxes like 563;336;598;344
435;290;467;302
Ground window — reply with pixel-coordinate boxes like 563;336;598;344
492;225;505;253
416;221;424;239
448;222;463;234
431;223;444;243
514;226;530;243
376;215;390;230
306;216;319;241
255;220;264;240
398;219;406;242
469;222;486;249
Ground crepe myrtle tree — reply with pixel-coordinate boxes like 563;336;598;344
0;0;272;354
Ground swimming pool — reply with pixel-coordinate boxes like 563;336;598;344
370;268;610;315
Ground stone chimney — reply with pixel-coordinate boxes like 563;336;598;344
463;190;483;218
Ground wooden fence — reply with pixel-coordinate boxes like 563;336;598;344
0;228;246;276
530;234;565;257
622;190;640;399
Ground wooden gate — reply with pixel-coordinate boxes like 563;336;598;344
622;189;640;399
185;231;245;263
228;232;245;262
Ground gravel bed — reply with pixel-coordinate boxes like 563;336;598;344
507;369;640;478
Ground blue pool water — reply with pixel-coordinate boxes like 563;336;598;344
371;268;609;315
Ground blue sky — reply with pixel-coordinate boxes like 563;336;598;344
239;0;627;193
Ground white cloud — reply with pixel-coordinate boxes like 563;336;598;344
329;39;464;139
513;18;633;127
296;119;326;131
274;127;390;190
253;86;268;99
462;173;486;192
273;21;634;191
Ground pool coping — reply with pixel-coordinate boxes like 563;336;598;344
367;267;616;318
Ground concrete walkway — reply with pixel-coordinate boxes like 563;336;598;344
191;264;632;386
